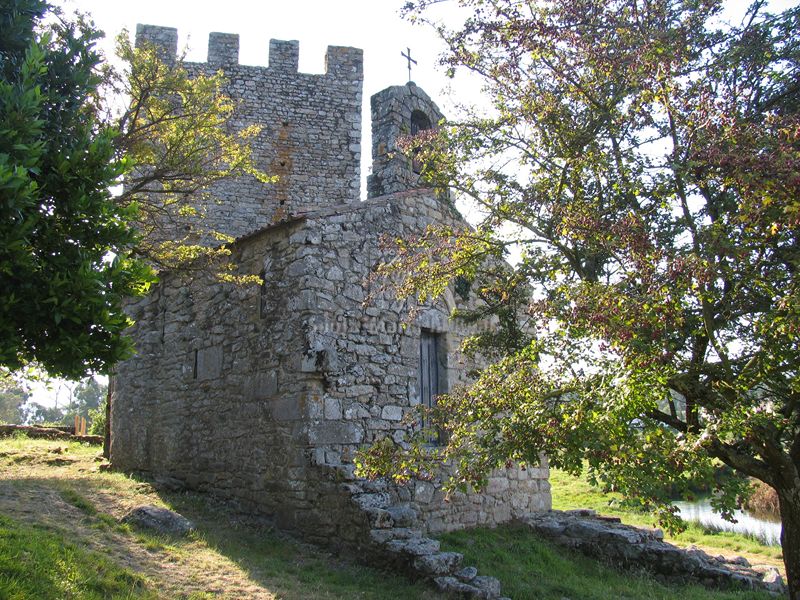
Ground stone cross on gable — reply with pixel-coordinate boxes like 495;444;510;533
401;47;417;82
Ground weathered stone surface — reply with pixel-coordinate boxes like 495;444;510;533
365;508;394;529
386;536;441;557
432;576;486;599
471;576;501;597
352;492;391;511
152;475;184;492
413;551;464;576
121;505;194;536
386;504;418;527
455;566;478;582
524;510;785;594
759;567;785;593
368;527;422;545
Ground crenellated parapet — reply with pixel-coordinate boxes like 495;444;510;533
135;25;363;83
134;25;363;241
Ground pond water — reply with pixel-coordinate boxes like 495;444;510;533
673;499;782;546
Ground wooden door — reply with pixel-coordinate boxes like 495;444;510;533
419;330;439;411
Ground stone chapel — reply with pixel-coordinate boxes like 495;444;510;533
110;25;551;551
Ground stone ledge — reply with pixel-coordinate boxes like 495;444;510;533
522;509;785;595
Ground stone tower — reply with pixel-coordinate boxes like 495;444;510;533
135;25;363;240
367;82;444;199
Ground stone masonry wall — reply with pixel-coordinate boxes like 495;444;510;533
135;25;363;241
295;190;550;532
111;219;323;531
112;189;549;541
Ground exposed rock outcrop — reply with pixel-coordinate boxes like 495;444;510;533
122;505;195;536
522;509;785;595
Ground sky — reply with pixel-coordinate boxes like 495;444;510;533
29;0;797;407
59;0;451;96
25;0;458;407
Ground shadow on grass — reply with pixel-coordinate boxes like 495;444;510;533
0;467;434;600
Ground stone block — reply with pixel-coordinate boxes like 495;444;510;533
381;405;403;421
271;396;302;421
308;421;363;445
323;396;342;420
413;551;464;577
414;481;435;505
386;537;440;557
196;345;223;381
247;370;278;399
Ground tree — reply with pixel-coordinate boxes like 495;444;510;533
108;32;272;277
0;0;152;379
71;376;106;418
0;374;28;424
356;0;800;595
1;2;268;379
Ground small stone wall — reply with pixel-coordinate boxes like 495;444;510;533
523;509;785;594
0;424;102;445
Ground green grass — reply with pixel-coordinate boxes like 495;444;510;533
0;514;155;600
160;495;434;599
0;436;437;599
439;524;774;600
0;437;784;599
549;469;784;563
59;487;97;515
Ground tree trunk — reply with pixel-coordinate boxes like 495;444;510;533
103;376;113;460
778;484;800;600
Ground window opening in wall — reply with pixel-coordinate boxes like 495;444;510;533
410;110;432;175
192;349;198;379
259;270;268;318
419;329;446;443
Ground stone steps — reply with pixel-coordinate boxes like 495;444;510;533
339;476;508;599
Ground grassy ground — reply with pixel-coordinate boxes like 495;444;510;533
436;469;785;599
439;524;775;600
0;436;785;599
0;434;434;600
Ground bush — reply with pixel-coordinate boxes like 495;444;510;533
745;480;780;520
87;399;106;437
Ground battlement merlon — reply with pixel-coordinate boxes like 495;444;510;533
209;32;240;68
135;24;178;64
135;25;363;79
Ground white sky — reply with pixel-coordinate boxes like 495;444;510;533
29;0;796;407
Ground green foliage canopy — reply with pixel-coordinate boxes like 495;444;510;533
0;0;152;378
0;375;28;424
357;0;800;594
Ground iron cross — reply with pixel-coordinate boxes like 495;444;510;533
401;47;417;82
